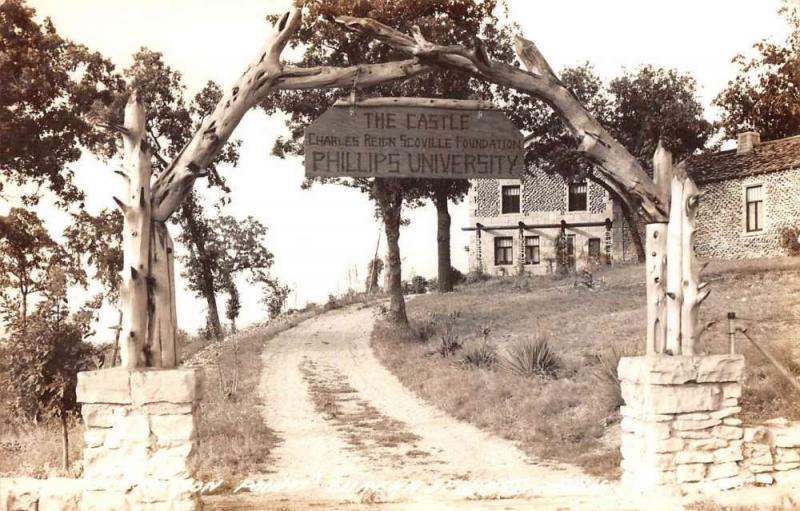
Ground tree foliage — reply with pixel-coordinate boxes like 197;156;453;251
0;208;85;327
715;5;800;141
524;64;711;180
63;209;123;303
0;0;120;206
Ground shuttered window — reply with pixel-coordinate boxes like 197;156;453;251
568;181;588;211
501;185;520;214
494;237;514;265
524;236;540;265
745;185;764;232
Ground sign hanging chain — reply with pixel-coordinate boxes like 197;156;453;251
349;66;361;117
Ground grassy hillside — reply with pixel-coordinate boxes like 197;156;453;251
372;258;800;480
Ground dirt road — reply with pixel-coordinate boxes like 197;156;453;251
205;305;663;510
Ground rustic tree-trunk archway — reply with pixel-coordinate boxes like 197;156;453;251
110;7;702;368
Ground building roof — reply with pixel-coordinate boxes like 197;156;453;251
686;134;800;184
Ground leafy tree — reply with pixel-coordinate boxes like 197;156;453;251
265;0;520;321
260;280;291;320
715;5;800;141
0;0;120;207
522;64;711;260
0;253;100;471
63;209;123;302
0;208;85;330
176;203;282;340
225;282;241;333
63;209;124;363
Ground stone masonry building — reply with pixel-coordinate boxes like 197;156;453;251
465;132;800;275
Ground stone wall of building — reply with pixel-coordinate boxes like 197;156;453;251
467;174;620;274
695;167;800;259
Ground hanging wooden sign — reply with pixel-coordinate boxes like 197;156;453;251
304;98;524;179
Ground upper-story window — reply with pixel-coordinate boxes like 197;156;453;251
568;181;588;211
501;185;520;214
745;185;764;233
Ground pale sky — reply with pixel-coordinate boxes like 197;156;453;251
6;0;792;338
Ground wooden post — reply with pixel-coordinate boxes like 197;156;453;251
728;312;737;355
679;170;707;356
645;224;668;355
665;175;684;355
475;223;483;272
646;142;672;355
117;93;152;369
148;222;178;367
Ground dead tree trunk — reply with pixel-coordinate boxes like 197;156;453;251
374;179;408;326
433;187;453;293
677;166;707;356
117;93;152;369
149;221;178;366
645;143;671;355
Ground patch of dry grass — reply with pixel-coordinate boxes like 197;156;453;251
194;311;319;488
0;418;84;478
372;257;800;480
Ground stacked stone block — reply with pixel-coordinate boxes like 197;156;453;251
75;368;203;511
740;418;800;486
618;355;746;493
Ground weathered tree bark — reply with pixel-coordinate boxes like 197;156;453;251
148;222;178;367
645;224;668;355
645;143;672;354
374;179;408;325
117;93;152;369
665;174;685;355
335;16;669;223
432;186;453;293
678;167;707;356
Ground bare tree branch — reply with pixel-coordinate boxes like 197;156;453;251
334;15;669;222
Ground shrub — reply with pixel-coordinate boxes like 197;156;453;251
410;314;438;342
435;311;462;357
450;266;465;285
465;269;488;284
408;275;428;295
502;337;560;378
324;293;341;311
780;226;800;256
591;344;638;407
460;341;497;369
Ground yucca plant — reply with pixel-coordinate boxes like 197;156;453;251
503;337;560;378
436;311;462;357
592;344;637;407
460;341;497;369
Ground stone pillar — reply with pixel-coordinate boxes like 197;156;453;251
76;368;203;510
618;355;745;493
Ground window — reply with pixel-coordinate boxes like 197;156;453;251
588;238;601;260
745;185;764;233
568;181;587;211
494;237;513;265
501;185;520;214
524;236;540;265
